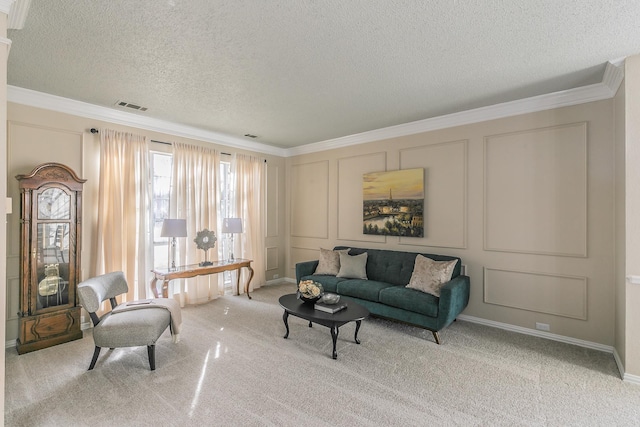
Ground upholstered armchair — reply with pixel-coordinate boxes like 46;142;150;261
77;271;180;371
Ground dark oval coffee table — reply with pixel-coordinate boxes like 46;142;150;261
278;293;369;359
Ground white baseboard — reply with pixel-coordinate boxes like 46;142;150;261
265;277;296;286
5;321;93;349
458;314;615;353
81;321;92;331
622;372;640;384
457;314;640;383
613;348;625;380
612;348;640;384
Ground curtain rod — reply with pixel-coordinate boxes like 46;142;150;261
91;128;264;160
91;128;172;145
150;139;172;146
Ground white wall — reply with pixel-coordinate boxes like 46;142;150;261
623;55;640;376
615;72;626;369
0;9;9;420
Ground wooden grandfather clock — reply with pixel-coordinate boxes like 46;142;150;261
15;163;86;354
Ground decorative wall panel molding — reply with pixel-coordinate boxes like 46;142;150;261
266;165;279;237
484;122;587;257
399;140;467;249
337;152;386;243
7;277;19;322
290;246;321;270
265;246;279;271
484;267;587;320
8;121;84;176
291;161;329;238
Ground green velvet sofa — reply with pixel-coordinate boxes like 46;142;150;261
295;246;470;344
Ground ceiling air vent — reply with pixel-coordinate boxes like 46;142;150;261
244;134;258;138
115;100;148;112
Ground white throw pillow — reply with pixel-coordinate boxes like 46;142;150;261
314;248;350;275
406;254;457;297
337;252;368;279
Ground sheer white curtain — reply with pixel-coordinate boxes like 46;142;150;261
170;142;222;306
231;153;266;294
95;129;150;302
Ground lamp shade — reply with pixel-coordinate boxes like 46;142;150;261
222;218;243;234
160;219;187;238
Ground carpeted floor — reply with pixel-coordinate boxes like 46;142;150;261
5;282;640;426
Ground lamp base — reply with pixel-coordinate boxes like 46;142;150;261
199;261;213;267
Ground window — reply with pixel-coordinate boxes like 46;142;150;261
151;152;172;269
150;152;240;291
219;159;232;257
219;159;234;290
149;153;233;275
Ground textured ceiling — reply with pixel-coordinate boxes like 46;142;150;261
7;1;640;148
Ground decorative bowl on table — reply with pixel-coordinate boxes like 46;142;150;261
297;280;323;304
320;293;340;305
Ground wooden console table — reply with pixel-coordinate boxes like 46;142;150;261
150;259;254;299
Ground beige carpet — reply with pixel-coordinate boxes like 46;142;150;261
5;282;640;426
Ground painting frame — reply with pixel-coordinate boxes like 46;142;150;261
362;168;424;237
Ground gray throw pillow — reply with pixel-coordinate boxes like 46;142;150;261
337;252;368;279
314;248;350;275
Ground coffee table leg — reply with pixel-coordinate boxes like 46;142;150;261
331;325;339;359
354;320;362;344
282;311;290;339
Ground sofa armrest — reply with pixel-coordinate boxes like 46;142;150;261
437;275;470;329
295;260;319;283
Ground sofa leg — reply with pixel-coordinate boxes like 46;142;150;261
432;331;441;345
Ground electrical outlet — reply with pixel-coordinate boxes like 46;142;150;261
535;322;550;332
273;274;279;279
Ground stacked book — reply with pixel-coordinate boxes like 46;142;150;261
314;300;347;314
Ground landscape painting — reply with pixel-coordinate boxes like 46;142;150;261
363;168;424;237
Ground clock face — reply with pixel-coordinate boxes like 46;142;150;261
37;188;70;220
38;198;52;218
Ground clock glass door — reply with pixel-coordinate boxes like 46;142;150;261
35;222;71;310
37;188;70;220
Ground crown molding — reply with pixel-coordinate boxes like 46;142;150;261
286;61;624;157
8;0;30;30
8;61;625;159
603;60;624;92
0;0;15;15
7;85;287;157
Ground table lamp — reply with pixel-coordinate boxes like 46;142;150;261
161;219;187;270
222;218;243;261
